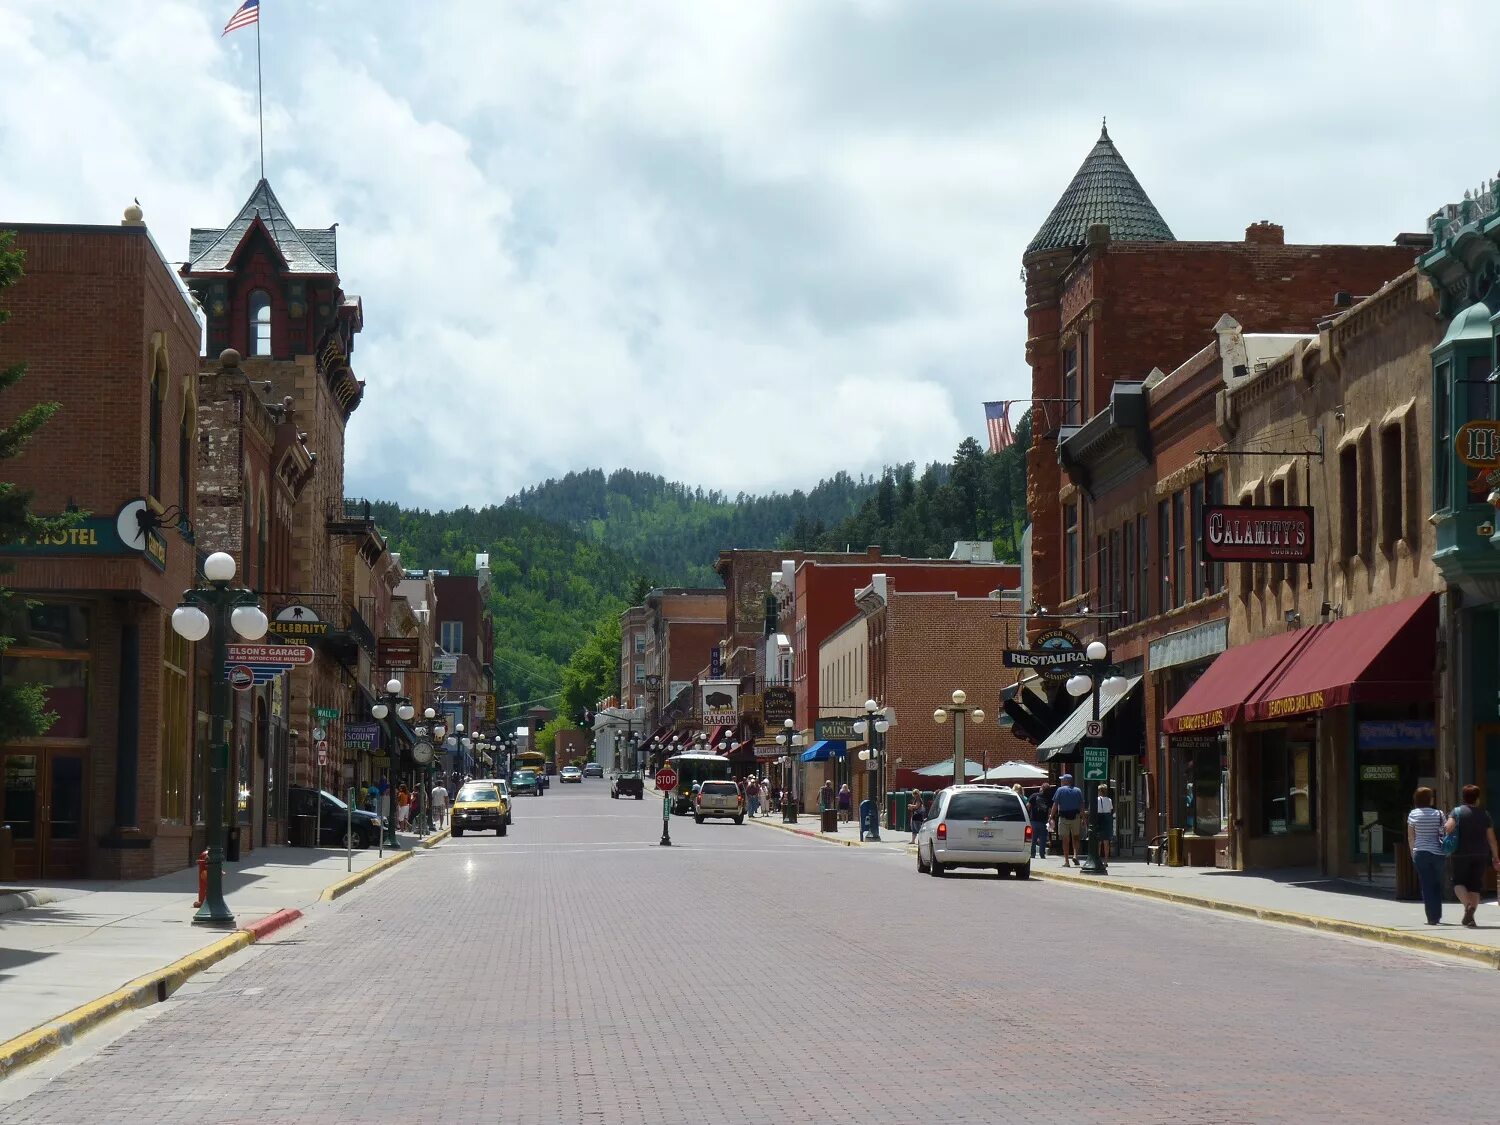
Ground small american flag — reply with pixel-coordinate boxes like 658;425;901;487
222;0;259;35
983;401;1015;453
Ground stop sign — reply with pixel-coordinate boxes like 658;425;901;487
654;767;679;792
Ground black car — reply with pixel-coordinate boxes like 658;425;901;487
583;763;604;778
288;786;382;849
611;772;644;800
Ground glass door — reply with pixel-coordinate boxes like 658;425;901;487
2;749;85;879
2;753;40;878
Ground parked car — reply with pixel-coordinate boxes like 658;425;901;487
511;769;541;796
451;781;509;837
915;785;1032;878
583;762;604;778
611;772;644;799
560;766;584;784
694;779;744;824
288;785;381;849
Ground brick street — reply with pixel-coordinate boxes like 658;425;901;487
4;783;1499;1124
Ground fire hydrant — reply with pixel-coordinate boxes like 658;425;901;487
193;849;209;908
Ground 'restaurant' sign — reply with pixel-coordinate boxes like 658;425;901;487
1003;627;1084;683
1202;505;1314;564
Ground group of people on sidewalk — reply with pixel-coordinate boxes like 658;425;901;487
1014;775;1114;865
1408;784;1500;928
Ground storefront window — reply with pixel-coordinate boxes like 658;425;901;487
1354;718;1436;860
1;601;91;741
3;658;89;738
3;754;37;840
1259;727;1315;834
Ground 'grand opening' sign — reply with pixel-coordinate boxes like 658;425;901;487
1202;505;1314;564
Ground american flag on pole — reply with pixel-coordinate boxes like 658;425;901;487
223;0;259;35
983;401;1015;453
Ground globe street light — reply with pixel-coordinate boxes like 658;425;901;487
776;717;805;823
854;698;892;840
170;550;268;926
1065;640;1128;875
932;689;986;790
370;677;414;848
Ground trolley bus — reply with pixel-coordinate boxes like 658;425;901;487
514;749;549;791
664;751;732;815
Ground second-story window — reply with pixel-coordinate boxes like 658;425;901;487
1157;498;1171;613
1340;444;1360;565
441;620;463;654
1172;491;1187;609
148;356;164;500
1062;345;1079;425
249;290;272;357
1380;422;1405;552
1205;471;1226;593
1063;503;1079;599
1190;480;1206;600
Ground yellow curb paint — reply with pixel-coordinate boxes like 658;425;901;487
1033;869;1500;970
0;930;253;1079
320;849;414;902
419;829;451;849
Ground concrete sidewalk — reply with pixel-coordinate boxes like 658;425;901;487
0;830;445;1063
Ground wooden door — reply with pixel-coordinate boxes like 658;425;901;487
2;752;41;878
2;749;86;879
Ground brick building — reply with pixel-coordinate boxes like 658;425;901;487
1163;267;1443;875
638;588;726;738
0;211;204;879
1020;125;1422;860
618;605;648;711
431;565;496;774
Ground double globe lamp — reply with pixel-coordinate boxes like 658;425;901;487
1064;640;1128;875
169;551;269;926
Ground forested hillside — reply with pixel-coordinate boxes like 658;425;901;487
369;502;645;710
506;468;876;585
788;414;1031;559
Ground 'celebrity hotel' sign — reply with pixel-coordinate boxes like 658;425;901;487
1202;505;1314;564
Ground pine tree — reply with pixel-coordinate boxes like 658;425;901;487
0;231;64;743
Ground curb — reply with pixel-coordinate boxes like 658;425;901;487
0;889;58;917
1032;868;1500;970
748;816;862;847
243;907;303;941
318;829;446;903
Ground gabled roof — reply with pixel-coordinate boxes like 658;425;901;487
1026;123;1175;256
187;179;337;275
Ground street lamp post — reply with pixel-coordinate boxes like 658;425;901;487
170;550;269;926
1066;641;1128;876
776;718;804;822
854;699;891;841
370;677;415;848
416;707;439;833
932;690;986;790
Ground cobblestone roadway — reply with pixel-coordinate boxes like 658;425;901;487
6;786;1500;1124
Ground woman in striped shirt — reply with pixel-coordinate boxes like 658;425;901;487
1407;787;1446;925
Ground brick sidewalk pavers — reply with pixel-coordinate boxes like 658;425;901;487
5;783;1499;1124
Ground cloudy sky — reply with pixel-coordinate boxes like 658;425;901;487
1;1;1494;508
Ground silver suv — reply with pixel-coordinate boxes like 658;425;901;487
693;779;744;824
915;785;1032;879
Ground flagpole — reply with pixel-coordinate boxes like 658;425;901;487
255;6;265;180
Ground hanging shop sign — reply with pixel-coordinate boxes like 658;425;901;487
224;642;316;685
1202;505;1314;564
432;654;459;676
762;687;796;724
1003;627;1084;683
377;636;419;670
273;604;330;638
710;645;723;678
700;679;739;726
814;717;859;741
1457;420;1500;468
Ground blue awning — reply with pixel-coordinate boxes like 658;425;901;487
800;740;847;762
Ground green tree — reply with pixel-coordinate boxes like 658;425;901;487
0;231;63;744
560;611;622;721
535;714;577;761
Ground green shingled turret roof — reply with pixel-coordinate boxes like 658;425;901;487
1025;123;1174;256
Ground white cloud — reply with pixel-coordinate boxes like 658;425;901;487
1;0;1495;507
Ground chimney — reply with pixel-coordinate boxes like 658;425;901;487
866;546;881;559
1245;221;1284;246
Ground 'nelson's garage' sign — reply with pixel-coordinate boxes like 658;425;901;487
1202;505;1314;564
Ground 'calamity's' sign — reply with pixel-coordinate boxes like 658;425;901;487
1202;505;1314;564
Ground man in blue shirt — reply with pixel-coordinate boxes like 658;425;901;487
1051;773;1085;866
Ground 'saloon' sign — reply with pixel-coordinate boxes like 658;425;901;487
1202;505;1314;564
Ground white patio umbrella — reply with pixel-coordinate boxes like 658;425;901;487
981;760;1049;782
913;758;985;779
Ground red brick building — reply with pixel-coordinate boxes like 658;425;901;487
0;212;204;879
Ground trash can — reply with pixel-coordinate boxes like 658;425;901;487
225;826;242;863
890;791;909;834
291;814;317;848
1166;827;1185;867
0;825;13;881
820;809;838;833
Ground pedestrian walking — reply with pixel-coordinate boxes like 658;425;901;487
760;778;772;815
1096;782;1115;862
1052;773;1085;866
1028;784;1053;859
430;781;450;831
819;780;835;813
1407;786;1447;925
396;784;411;832
747;778;761;818
908;789;927;843
838;783;852;822
1444;783;1500;928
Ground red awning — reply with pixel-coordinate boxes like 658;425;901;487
1161;627;1316;734
1243;593;1437;722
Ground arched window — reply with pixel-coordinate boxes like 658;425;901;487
148;349;166;500
248;290;272;356
257;486;269;589
179;380;196;509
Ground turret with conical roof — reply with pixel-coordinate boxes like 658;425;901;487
1025;122;1174;257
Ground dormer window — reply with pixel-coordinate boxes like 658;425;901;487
249;290;272;356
